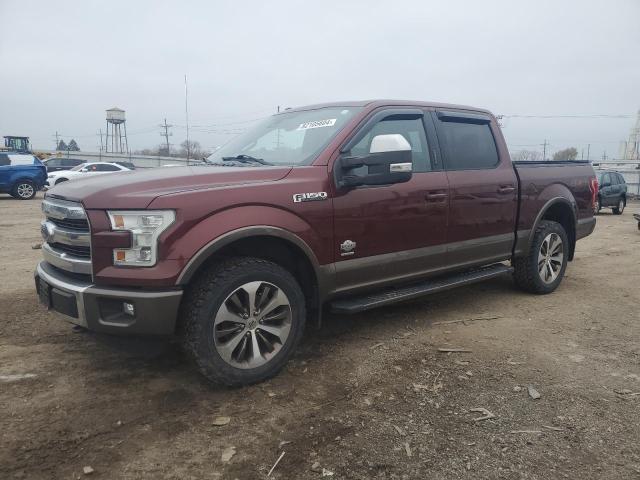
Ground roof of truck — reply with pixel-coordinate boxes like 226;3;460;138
285;99;493;115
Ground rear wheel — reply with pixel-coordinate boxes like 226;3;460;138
180;257;306;386
513;220;568;294
612;198;625;215
12;180;36;200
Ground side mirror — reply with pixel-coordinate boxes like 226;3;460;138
335;134;413;188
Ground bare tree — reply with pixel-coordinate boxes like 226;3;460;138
178;140;209;160
552;147;578;161
511;150;542;161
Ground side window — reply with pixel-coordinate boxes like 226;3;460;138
602;173;611;186
617;173;625;185
96;164;120;172
611;174;619;185
437;120;499;170
348;116;431;173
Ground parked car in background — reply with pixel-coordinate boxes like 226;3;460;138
46;161;134;187
595;170;627;215
43;157;86;173
0;152;47;199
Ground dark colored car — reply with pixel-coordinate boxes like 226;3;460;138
595;170;627;214
43;157;86;173
34;99;597;386
0;152;47;199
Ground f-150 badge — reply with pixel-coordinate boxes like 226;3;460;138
340;240;356;256
293;192;328;203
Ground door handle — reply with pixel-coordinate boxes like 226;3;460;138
426;192;448;200
498;186;515;194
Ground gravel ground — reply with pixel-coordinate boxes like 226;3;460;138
1;193;639;479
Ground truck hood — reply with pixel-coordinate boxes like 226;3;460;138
47;165;292;209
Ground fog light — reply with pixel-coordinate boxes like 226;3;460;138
123;302;135;316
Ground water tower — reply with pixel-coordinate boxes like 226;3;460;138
105;107;129;153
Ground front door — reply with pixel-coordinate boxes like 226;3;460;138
331;109;449;295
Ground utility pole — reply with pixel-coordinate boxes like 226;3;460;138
184;74;190;164
159;118;173;155
53;131;60;150
542;139;548;160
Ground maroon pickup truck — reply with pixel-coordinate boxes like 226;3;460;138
35;100;597;385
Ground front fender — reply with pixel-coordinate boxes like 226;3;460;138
167;205;325;284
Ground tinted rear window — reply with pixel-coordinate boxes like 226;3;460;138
437;121;499;170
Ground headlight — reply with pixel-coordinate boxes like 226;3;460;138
107;210;175;266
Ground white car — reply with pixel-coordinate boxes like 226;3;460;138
47;162;134;187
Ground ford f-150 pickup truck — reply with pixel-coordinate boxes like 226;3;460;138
35;100;598;386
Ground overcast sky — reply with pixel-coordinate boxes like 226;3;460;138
1;0;638;159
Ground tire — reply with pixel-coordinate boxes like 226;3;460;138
11;180;37;200
513;220;569;294
55;178;69;185
594;197;601;215
612;198;625;215
180;257;306;386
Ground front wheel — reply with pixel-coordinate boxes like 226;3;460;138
612;198;625;215
513;220;568;294
12;180;37;200
180;257;306;386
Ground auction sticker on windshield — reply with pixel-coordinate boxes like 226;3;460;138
297;119;337;130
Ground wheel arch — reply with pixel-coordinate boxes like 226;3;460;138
177;226;326;313
530;198;577;261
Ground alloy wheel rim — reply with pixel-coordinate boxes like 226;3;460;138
538;233;563;284
17;183;34;198
213;281;292;369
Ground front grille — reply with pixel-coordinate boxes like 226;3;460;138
41;198;92;275
48;217;90;232
48;242;91;258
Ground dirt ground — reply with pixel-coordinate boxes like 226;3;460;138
1;193;639;480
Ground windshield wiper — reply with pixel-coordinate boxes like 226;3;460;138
221;154;273;166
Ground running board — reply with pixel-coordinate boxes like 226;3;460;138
330;264;514;314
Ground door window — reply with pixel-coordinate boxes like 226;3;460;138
601;173;611;186
437;120;499;170
95;164;121;171
348;116;432;172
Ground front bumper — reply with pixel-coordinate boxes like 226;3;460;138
34;261;182;335
576;216;596;240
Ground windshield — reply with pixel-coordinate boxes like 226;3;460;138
206;107;362;166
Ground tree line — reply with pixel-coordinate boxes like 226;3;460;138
56;139;80;151
134;140;210;159
511;147;579;161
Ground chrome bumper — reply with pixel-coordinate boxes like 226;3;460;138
35;261;183;335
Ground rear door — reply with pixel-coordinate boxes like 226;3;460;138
432;110;518;268
332;108;450;293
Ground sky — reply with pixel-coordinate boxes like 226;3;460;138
1;0;639;160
